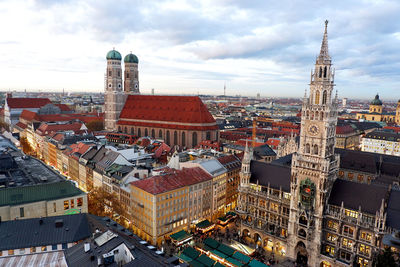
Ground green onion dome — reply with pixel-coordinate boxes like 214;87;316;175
106;49;122;60
124;53;139;64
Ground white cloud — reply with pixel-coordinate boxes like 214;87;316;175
0;0;399;99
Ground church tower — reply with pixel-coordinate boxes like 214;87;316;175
287;21;340;266
124;53;140;94
104;49;126;131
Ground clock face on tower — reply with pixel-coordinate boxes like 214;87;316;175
308;124;319;135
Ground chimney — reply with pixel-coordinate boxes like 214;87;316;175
84;243;91;252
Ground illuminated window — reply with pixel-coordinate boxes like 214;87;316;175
270;202;279;212
360;232;372;242
348;173;354;180
327;220;338;230
342;238;353;249
30;247;36;253
70;199;74;208
77;197;83;207
358;257;369;267
338;171;344;178
41;246;47;252
64;200;69;210
325;245;335;256
8;249;14;255
359;244;371;256
357;174;364;182
345;209;358;218
326;232;338;242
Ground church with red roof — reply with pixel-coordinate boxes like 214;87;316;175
103;49;219;148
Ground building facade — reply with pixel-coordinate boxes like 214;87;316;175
356;95;400;124
361;130;400;156
235;22;400;267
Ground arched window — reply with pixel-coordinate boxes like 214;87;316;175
131;128;134;135
315;111;319;120
151;129;155;138
118;126;121;132
192;132;198;147
174;131;178;145
322;90;327;105
182;132;186;147
323;66;327;78
206;131;211;140
315;90;320;105
166;130;170;145
306;111;309;118
298;229;307;238
313;144;318;155
138;128;141;137
145;128;148;136
305;144;310;154
299;215;308;225
319;67;322;78
320;112;324;120
159;130;162;138
124;127;127;133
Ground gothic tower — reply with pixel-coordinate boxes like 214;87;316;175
124;53;140;94
104;49;126;131
287;21;340;266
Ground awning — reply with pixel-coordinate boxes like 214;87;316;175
196;219;214;229
170;230;192;243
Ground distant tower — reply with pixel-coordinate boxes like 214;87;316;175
342;97;347;107
124;52;140;94
396;99;400;124
104;49;125;131
224;83;226;96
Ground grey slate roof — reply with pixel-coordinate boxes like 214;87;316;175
387;188;400;230
0;213;91;250
249;160;291;192
328;179;389;214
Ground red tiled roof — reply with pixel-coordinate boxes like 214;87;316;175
336;125;355;134
20;110;40;121
7;98;51;109
118;95;217;130
15;122;27;129
55;104;72;112
131;167;212;195
36;122;85;136
266;139;280;147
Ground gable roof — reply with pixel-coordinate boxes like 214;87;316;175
118;95;217;130
0;213;91;250
328;179;388;214
7;97;51;109
0;180;85;207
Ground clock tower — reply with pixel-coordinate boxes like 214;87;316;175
287;21;340;266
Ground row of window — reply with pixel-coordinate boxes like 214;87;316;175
2;243;68;256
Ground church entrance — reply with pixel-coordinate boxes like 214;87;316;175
295;241;308;267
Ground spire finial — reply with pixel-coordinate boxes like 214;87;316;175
318;20;330;61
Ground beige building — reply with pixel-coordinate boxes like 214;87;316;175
130;167;212;245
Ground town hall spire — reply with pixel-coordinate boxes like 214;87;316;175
318;20;330;63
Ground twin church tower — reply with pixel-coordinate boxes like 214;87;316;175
104;50;140;131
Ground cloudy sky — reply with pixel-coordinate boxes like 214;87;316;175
1;0;399;99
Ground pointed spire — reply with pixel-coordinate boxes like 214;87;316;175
318;20;331;62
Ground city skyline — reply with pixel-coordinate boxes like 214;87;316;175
1;0;400;99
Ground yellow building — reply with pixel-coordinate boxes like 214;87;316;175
130;167;213;246
356;94;400;124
